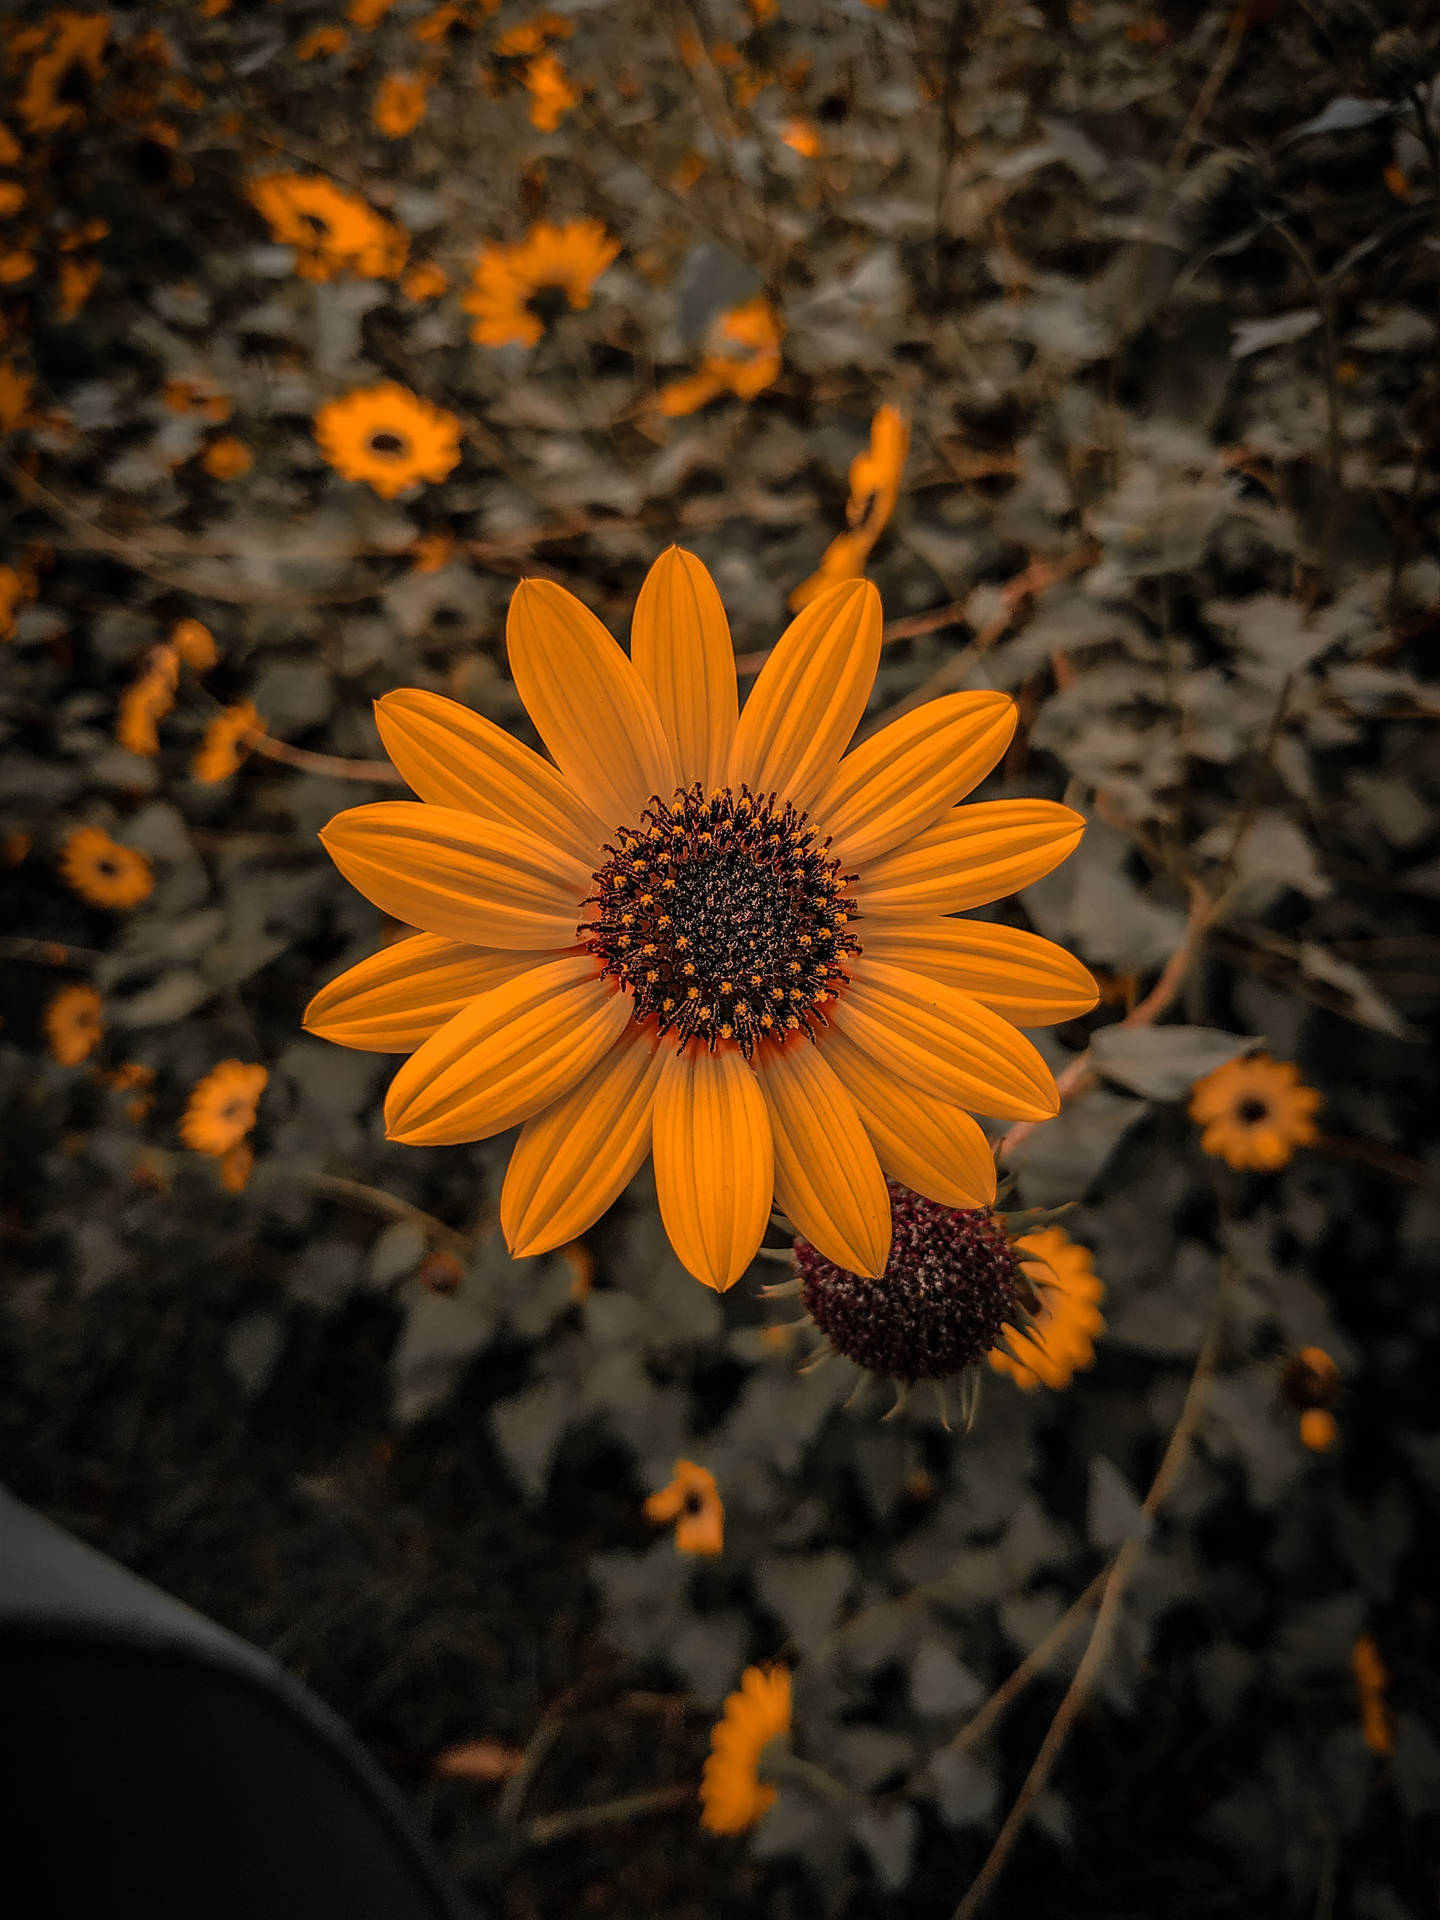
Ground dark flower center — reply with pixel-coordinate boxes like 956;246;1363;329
682;1490;705;1516
301;212;331;237
369;430;408;456
582;783;858;1058
525;283;571;327
797;1184;1027;1382
1236;1097;1269;1125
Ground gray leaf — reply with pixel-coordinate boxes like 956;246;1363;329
1283;97;1392;142
910;1639;985;1717
1088;1455;1151;1551
1230;309;1320;359
1007;1087;1151;1207
489;1379;571;1497
853;1803;917;1892
755;1550;855;1652
1090;1025;1257;1100
926;1747;999;1827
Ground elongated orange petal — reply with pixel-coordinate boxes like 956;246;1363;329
501;1025;664;1255
507;577;677;829
857;800;1085;918
834;958;1059;1120
861;920;1099;1026
384;956;629;1145
374;689;606;868
319;802;591;949
756;1040;890;1277
821;1027;997;1209
728;579;881;812
814;691;1017;868
652;1045;772;1291
629;547;738;791
304;933;557;1052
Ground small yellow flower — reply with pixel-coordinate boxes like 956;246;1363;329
658;297;783;416
1352;1634;1393;1756
645;1460;724;1555
700;1666;791;1834
57;256;101;321
192;703;262;783
790;405;909;609
201;436;252;480
1299;1407;1337;1451
117;652;178;757
493;12;572;57
1189;1053;1321;1172
58;826;155;910
373;73;429;138
988;1226;1106;1391
523;52;577;131
181;1060;268;1156
314;382;462;498
464;218;619;348
305;550;1087;1290
348;0;397;25
44;983;103;1066
170;617;217;670
247;173;408;281
297;25;350;59
401;259;449;301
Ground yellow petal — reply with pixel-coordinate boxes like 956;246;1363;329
384;956;630;1145
304;933;555;1052
814;691;1016;868
756;1040;890;1277
319;801;591;950
629;547;738;790
834;957;1059;1120
728;579;881;812
507;577;677;829
857;800;1085;918
652;1045;773;1291
501;1026;664;1255
374;689;606;869
821;1027;997;1209
861;920;1099;1026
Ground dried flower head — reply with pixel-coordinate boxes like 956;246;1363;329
1189;1053;1321;1171
373;73;429;137
59;825;154;909
645;1460;724;1555
43;983;103;1066
306;549;1092;1291
181;1060;268;1156
700;1666;791;1834
314;382;462;497
247;173;408;281
464;218;619;347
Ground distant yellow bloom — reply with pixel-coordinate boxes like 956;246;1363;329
162;376;231;422
58;825;154;909
247;172;408;281
790;405;909;609
409;531;455;572
218;1141;254;1192
0;250;36;286
44;983;103;1067
1189;1053;1321;1171
413;5;464;43
117;648;179;756
306;550;1085;1290
657;297;783;416
988;1226;1105;1391
464;218;619;348
0;183;25;216
192;703;262;783
779;118;820;158
15;12;109;136
201;436;252;480
1299;1407;1337;1450
170;617;217;669
0;122;21;166
181;1060;268;1156
523;52;577;130
57;256;101;321
347;0;397;26
314;382;462;497
401;259;449;301
297;25;350;59
493;11;572;57
1;561;38;639
645;1460;724;1555
373;73;429;137
701;1667;790;1834
0;361;33;432
1352;1634;1393;1756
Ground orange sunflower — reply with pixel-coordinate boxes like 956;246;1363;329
58;825;154;909
314;383;463;497
463;218;619;347
247;173;408;281
700;1666;791;1834
43;983;104;1066
987;1225;1105;1391
306;550;1092;1291
1189;1052;1321;1171
180;1060;268;1155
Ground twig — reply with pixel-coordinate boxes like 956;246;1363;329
306;1173;474;1260
944;1569;1108;1758
950;1278;1228;1920
247;733;405;784
0;935;104;965
1312;1133;1431;1188
521;1785;694;1846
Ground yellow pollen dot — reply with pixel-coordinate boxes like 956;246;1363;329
646;969;659;983
749;973;761;987
761;1012;775;1027
642;943;657;956
771;988;785;1001
662;997;675;1011
682;962;696;977
620;913;635;927
785;1015;800;1029
687;986;700;999
720;980;733;993
698;1005;713;1020
617;935;632;948
676;935;690;949
657;914;671;927
719;1024;733;1039
639;893;653;906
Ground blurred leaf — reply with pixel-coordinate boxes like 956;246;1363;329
1007;1087;1151;1208
853;1802;918;1892
489;1378;571;1497
1230;310;1320;359
1283;97;1392;141
1087;1455;1151;1551
909;1639;985;1717
926;1747;999;1828
755;1550;855;1652
1090;1025;1257;1099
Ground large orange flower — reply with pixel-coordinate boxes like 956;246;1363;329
306;551;1093;1291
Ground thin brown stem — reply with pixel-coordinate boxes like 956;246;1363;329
306;1173;474;1260
247;733;405;784
522;1785;695;1846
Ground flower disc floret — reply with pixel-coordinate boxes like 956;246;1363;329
582;782;857;1059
